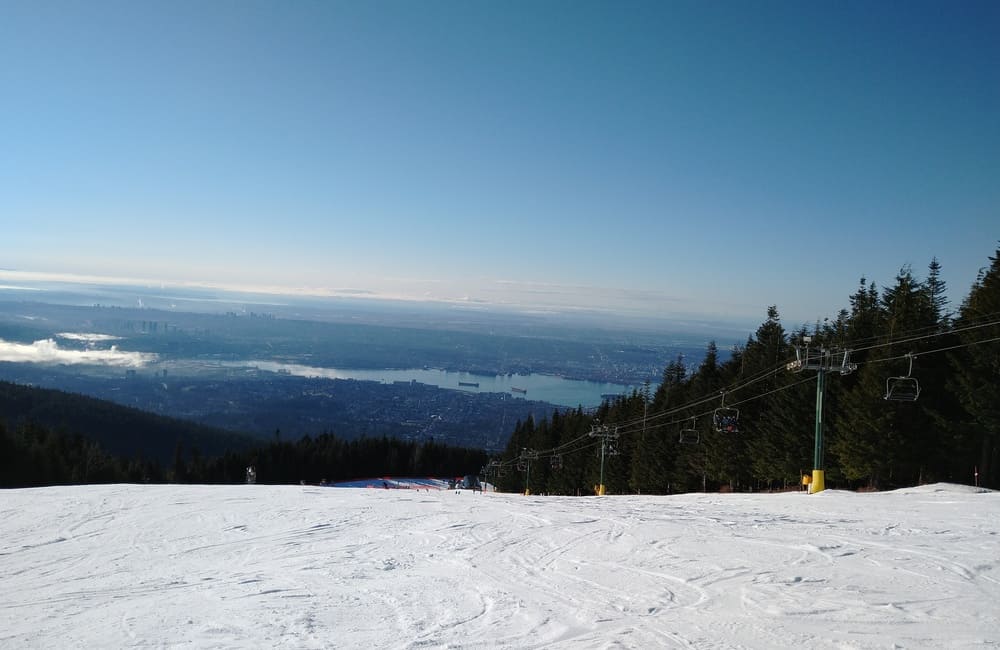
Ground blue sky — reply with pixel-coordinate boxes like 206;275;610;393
1;0;997;327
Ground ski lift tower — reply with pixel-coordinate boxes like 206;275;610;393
786;338;856;493
589;424;620;496
518;449;538;496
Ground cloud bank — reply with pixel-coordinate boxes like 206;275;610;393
0;339;156;367
56;333;123;343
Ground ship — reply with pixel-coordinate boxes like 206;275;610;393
510;387;527;394
458;381;480;387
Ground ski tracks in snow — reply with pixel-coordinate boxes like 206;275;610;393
1;484;998;649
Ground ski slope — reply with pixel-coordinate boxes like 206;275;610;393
1;483;997;649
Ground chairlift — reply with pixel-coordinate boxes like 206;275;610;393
550;454;563;470
885;353;921;402
713;391;740;433
516;459;527;472
679;429;700;444
713;408;740;433
679;417;700;444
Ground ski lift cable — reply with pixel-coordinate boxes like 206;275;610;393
601;351;794;432
537;438;604;460
492;424;599;466
494;330;1000;479
789;309;1000;354
603;365;787;434
499;374;812;468
613;331;1000;440
583;322;998;444
779;314;1000;375
608;367;783;431
612;374;818;439
847;317;1000;356
498;430;605;467
533;430;601;458
575;330;998;444
495;324;1000;469
855;334;1000;366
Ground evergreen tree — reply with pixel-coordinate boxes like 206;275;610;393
949;246;1000;488
925;257;951;329
673;342;725;491
832;266;941;487
740;307;795;486
630;356;685;493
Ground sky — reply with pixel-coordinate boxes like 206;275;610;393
1;0;997;327
2;483;998;648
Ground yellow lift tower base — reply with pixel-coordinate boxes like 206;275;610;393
809;470;825;494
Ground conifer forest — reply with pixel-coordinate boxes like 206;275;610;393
493;248;1000;494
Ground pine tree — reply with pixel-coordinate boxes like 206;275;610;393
832;267;942;487
739;307;794;486
674;342;730;490
949;246;1000;488
630;357;685;493
925;257;951;329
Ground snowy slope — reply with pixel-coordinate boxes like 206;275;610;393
1;484;997;649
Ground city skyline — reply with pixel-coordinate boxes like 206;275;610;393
2;1;997;325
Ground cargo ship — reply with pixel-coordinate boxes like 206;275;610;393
458;381;480;387
510;387;527;394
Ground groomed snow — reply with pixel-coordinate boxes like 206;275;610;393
1;483;997;649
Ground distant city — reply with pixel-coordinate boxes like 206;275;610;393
0;280;742;450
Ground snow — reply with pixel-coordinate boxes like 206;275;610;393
328;477;455;490
1;483;997;649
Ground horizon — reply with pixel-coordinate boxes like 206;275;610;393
0;268;762;339
2;1;997;325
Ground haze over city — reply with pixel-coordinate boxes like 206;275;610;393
2;1;997;325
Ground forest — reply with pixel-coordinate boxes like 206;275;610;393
0;375;487;488
492;248;1000;494
0;419;488;488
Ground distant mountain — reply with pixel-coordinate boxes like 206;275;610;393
0;380;255;464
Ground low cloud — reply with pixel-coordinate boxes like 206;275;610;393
0;339;156;367
56;333;123;343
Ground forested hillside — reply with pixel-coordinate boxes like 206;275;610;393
0;382;487;488
0;381;247;486
0;380;254;463
0;416;487;488
493;248;1000;493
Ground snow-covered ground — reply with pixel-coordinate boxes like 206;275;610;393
1;484;997;649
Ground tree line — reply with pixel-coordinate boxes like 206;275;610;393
0;379;253;463
0;380;488;488
0;420;487;489
493;248;1000;494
